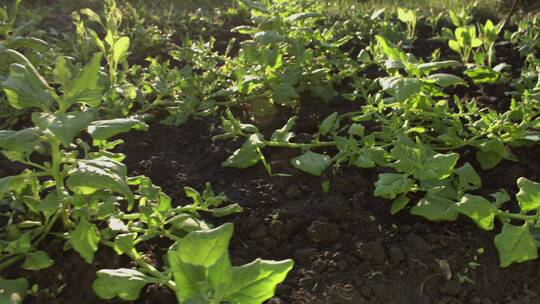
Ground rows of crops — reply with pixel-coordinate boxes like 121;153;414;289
1;0;539;303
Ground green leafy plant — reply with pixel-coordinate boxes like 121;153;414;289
75;0;134;116
94;223;293;303
448;25;483;63
397;8;417;42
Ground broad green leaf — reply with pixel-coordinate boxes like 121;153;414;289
67;157;133;203
495;224;538;267
0;128;40;154
454;163;481;191
0;175;26;196
113;37;130;64
93;269;152;301
455;195;496;230
63;53;103;108
348;123;365;137
223;134;265;169
379;77;422;101
516;177;540;212
271;117;296;143
290;151;331;176
168;224;234;302
6;37;48;52
69;217;100;263
32;111;95;147
0;277;27;304
22;251;54;270
174;223;233;267
2;63;53;112
414;153;459;181
88;117;149;141
319;112;339;136
476;150;502;170
224;259;294;304
426;73;468;88
374;173;415;199
410;195;458;221
271;83;299;105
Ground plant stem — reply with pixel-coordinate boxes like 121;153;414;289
101;240;177;291
496;210;539;222
50;140;71;229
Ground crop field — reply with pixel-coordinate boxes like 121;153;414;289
0;0;540;303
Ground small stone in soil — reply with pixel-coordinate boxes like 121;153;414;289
295;248;318;263
285;185;302;198
307;220;341;244
388;246;405;263
269;220;285;238
439;280;462;296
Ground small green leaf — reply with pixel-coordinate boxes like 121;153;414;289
464;66;499;85
93;268;152;301
417;60;460;73
290;151;331;176
0;277;28;304
209;204;244;217
22;251;54;270
319;112;339;136
271;83;299;105
254;31;283;45
455;195;496;230
113;233;136;255
516;177;540;212
391;195;410;214
271;117;296;143
113;37;130;64
374;173;415;199
415;153;459;181
495;224;538;267
223;134;265;169
69;217;100;263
